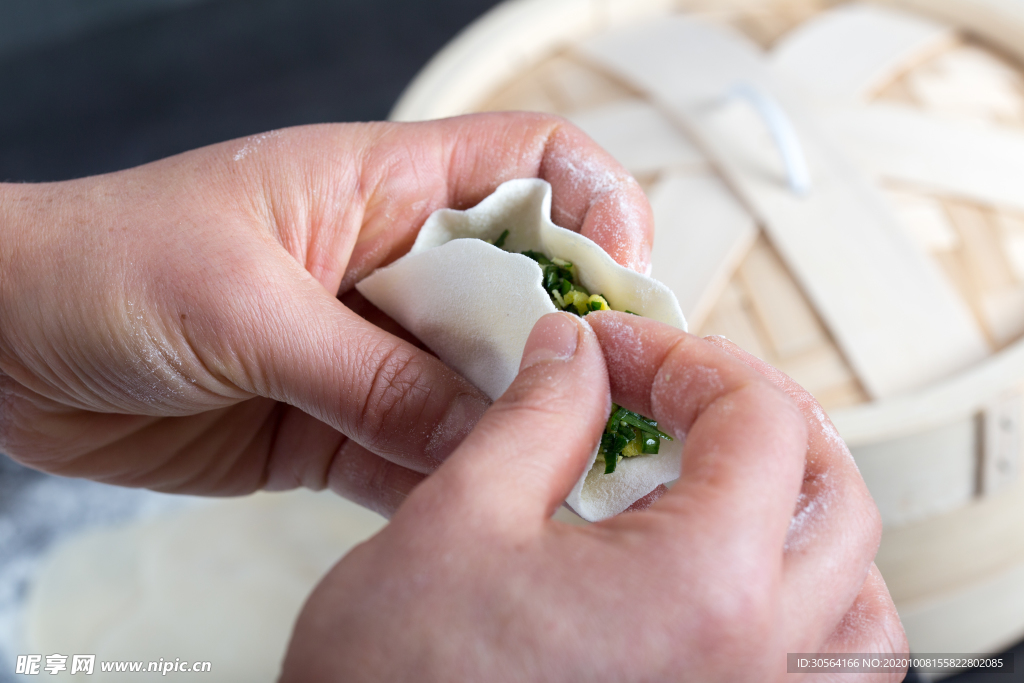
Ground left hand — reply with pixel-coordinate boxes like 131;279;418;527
0;113;653;508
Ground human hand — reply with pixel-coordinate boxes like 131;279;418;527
281;311;906;682
0;114;652;509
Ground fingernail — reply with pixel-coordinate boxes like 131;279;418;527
425;392;490;465
520;313;579;370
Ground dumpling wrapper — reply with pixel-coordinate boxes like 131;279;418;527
356;178;687;521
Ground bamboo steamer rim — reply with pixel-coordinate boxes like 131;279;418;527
391;0;1024;444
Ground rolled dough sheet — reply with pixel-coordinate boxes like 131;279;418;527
23;490;387;682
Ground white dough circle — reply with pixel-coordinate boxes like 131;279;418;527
24;490;387;682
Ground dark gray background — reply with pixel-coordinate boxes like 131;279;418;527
0;0;500;182
0;1;1020;681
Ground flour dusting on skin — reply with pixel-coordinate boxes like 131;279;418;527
551;147;628;197
683;365;725;394
812;402;851;455
610;190;650;273
652;364;724;440
784;470;833;553
832;590;873;643
830;574;898;647
547;149;648;272
233;130;284;162
797;392;858;470
596;314;645;377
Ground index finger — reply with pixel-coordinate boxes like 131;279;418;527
444;113;653;273
588;311;807;556
337;113;654;288
704;336;884;652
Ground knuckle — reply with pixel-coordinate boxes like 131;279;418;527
873;609;909;662
692;573;775;655
848;612;909;683
358;343;431;449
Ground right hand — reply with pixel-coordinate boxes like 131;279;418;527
282;311;906;682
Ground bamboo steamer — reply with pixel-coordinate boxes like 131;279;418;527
391;0;1024;662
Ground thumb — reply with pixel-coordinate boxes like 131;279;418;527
418;312;611;524
203;253;491;476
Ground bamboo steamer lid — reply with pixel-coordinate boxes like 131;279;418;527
392;0;1024;661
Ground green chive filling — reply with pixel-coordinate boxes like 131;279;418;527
493;229;510;249
487;232;672;474
598;404;673;474
513;246;611;317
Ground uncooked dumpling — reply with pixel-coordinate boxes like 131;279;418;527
357;178;686;521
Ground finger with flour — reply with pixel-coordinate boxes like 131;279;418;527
588;311;807;556
703;335;893;657
810;564;908;683
414;312;610;525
